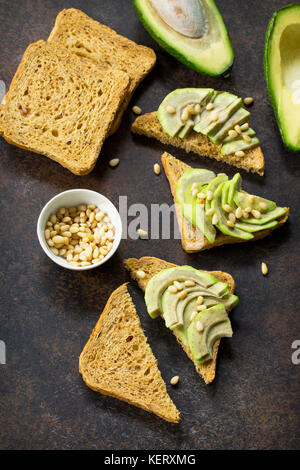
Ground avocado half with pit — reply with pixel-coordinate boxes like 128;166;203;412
133;0;234;77
264;3;300;151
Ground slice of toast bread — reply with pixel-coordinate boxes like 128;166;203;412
0;40;130;175
161;152;289;253
125;256;236;384
79;283;180;423
132;111;265;175
48;8;156;134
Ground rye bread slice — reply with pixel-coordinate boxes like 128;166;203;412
132;111;265;175
161;152;289;253
0;40;130;175
79;283;180;423
48;8;156;134
125;256;236;385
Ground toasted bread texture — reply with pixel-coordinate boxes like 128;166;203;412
48;8;156;134
79;283;180;423
125;256;236;385
161;152;289;253
0;40;130;175
132;111;265;175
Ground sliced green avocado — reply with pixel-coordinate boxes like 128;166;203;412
227;173;242;207
145;266;219;318
221;136;260;155
235;220;278;233
157;88;213;137
193;92;238;134
176;168;215;208
240;206;287;225
212;182;253;240
209;108;250;144
264;3;300;151
204;173;228;215
133;0;234;77
187;305;232;365
200;98;242;136
184;183;216;244
234;190;276;213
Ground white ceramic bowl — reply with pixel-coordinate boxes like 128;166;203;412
37;189;122;270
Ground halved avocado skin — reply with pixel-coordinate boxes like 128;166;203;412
133;0;234;77
264;3;300;152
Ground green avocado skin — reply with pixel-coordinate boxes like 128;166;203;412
132;0;234;77
264;3;300;152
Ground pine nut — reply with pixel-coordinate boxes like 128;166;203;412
206;190;213;201
52;235;65;244
174;281;183;291
227;220;235;228
190;311;198;322
197;305;206;311
170;375;180;386
252;209;261;219
154;163;161;175
50;214;57;224
51;247;59;256
44;229;50;240
197;192;206;199
206;102;214;110
224;204;232;213
240;122;249;131
212;214;219;225
228;129;238;138
137;228;148;238
235;207;243;219
136;270;146;279
197;296;204;305
205;208;214;217
261;262;268;275
194;103;201;113
244;97;254;106
235;150;245;157
229;213;236;223
132;105;142;115
259;202;268;211
185;280;195;287
196;321;204;332
181;108;189;121
168;285;177;294
242;210;249;219
243;134;251;143
178;290;187;300
109;158;120;168
234;125;242;134
166;105;176;114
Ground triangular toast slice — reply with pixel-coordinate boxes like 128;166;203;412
0;40;130;175
48;8;156;134
132;111;265;175
125;257;236;385
161;152;289;253
79;283;180;423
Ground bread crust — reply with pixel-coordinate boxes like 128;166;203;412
79;283;180;423
125;256;235;384
132;111;265;175
161;152;289;253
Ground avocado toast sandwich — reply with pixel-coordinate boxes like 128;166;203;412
79;283;180;423
132;88;265;175
161;152;289;253
125;257;238;384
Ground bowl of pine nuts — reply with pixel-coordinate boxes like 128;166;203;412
37;189;122;270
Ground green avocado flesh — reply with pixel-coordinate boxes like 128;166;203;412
187;305;233;365
157;88;260;154
264;3;300;151
144;266;238;363
133;0;234;77
176;168;287;242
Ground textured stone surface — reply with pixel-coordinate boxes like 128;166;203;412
0;0;299;450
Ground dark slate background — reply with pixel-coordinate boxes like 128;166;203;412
0;0;299;450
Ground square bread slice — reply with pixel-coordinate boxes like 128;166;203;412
0;40;130;175
161;152;289;253
125;256;236;385
132;111;265;175
48;8;156;134
79;283;180;423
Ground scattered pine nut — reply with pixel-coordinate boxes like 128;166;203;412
197;296;204;305
197;305;206;312
252;209;261;219
181;108;189;121
259;202;268;211
109;158;120;168
197;192;206;199
235;207;243;219
168;285;177;294
178;290;187;300
206;190;213;201
212;214;219;225
190;311;198;322
194;103;201;113
244;97;254;106
227;220;235;228
229;212;236;223
243;134;251;143
235;150;245;157
132;105;142;115
174;281;183;291
228;129;238;138
261;262;268;276
234;124;242;134
185;280;196;287
206;102;214;111
136;270;146;279
137;228;148;238
154;163;161;175
240;122;249;131
170;375;180;386
224;204;232;213
206;208;214;217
